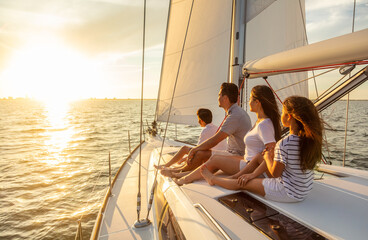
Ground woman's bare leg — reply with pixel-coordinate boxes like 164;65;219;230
200;166;265;196
174;154;243;185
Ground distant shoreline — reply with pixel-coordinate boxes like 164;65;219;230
0;98;158;101
1;98;366;101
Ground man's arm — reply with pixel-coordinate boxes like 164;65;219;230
188;131;228;160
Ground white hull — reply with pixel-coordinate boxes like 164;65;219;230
92;136;368;239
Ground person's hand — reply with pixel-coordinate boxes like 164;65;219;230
237;173;255;187
187;147;198;163
177;156;187;165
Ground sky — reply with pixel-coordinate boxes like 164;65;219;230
0;0;367;101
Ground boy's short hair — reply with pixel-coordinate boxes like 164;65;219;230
197;108;212;124
220;82;238;104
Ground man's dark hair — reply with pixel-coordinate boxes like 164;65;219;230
220;82;238;103
197;108;212;124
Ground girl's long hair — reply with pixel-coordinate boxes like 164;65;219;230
283;96;323;170
251;85;281;141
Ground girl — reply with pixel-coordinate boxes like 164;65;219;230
173;85;281;185
201;96;323;202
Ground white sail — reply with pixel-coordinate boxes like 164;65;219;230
243;0;308;123
245;0;276;23
156;0;233;126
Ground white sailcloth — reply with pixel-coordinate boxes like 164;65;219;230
243;0;308;123
155;0;233;126
156;0;308;126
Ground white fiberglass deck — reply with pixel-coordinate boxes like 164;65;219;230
157;145;368;240
94;137;368;240
96;141;156;240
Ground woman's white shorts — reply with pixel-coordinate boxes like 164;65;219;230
262;178;300;203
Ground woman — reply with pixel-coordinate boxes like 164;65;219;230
173;85;281;185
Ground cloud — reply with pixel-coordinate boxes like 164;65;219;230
306;0;368;43
0;0;169;71
60;1;169;56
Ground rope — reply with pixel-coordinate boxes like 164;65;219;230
136;0;147;222
146;0;195;220
237;76;247;106
313;66;349;103
275;68;338;93
75;155;108;235
263;77;282;104
216;115;228;133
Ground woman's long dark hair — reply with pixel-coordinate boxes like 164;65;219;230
283;96;323;170
251;85;281;141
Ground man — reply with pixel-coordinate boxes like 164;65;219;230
162;82;251;176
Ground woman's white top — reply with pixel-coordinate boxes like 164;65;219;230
244;118;275;161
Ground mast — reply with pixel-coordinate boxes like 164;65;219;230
228;0;246;106
228;0;246;84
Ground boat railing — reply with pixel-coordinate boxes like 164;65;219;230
90;142;145;240
193;203;231;240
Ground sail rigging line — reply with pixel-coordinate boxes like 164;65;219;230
275;68;338;93
238;75;247;106
262;77;282;104
343;0;357;167
145;0;195;220
313;73;349;104
154;0;172;123
75;155;108;237
245;76;248;111
135;0;148;226
216;115;229;133
298;0;319;98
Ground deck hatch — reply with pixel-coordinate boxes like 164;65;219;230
254;214;325;240
219;192;325;240
218;191;278;222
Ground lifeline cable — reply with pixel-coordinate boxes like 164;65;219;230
136;0;147;224
145;0;195;220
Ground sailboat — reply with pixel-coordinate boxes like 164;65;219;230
90;0;368;239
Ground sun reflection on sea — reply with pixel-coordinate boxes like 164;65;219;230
41;100;74;166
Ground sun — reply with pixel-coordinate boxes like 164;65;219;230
2;34;103;103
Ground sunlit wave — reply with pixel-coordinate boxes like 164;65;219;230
41;101;74;166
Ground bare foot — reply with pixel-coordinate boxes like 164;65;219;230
171;171;189;179
200;166;214;186
173;177;188;186
160;168;174;177
154;164;166;170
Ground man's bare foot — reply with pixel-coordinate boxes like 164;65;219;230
154;164;166;170
173;177;189;186
200;165;214;186
171;171;189;179
160;168;174;177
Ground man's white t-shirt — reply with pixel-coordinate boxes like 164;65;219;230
244;118;275;161
198;123;227;151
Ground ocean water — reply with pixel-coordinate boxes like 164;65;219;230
0;99;367;239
